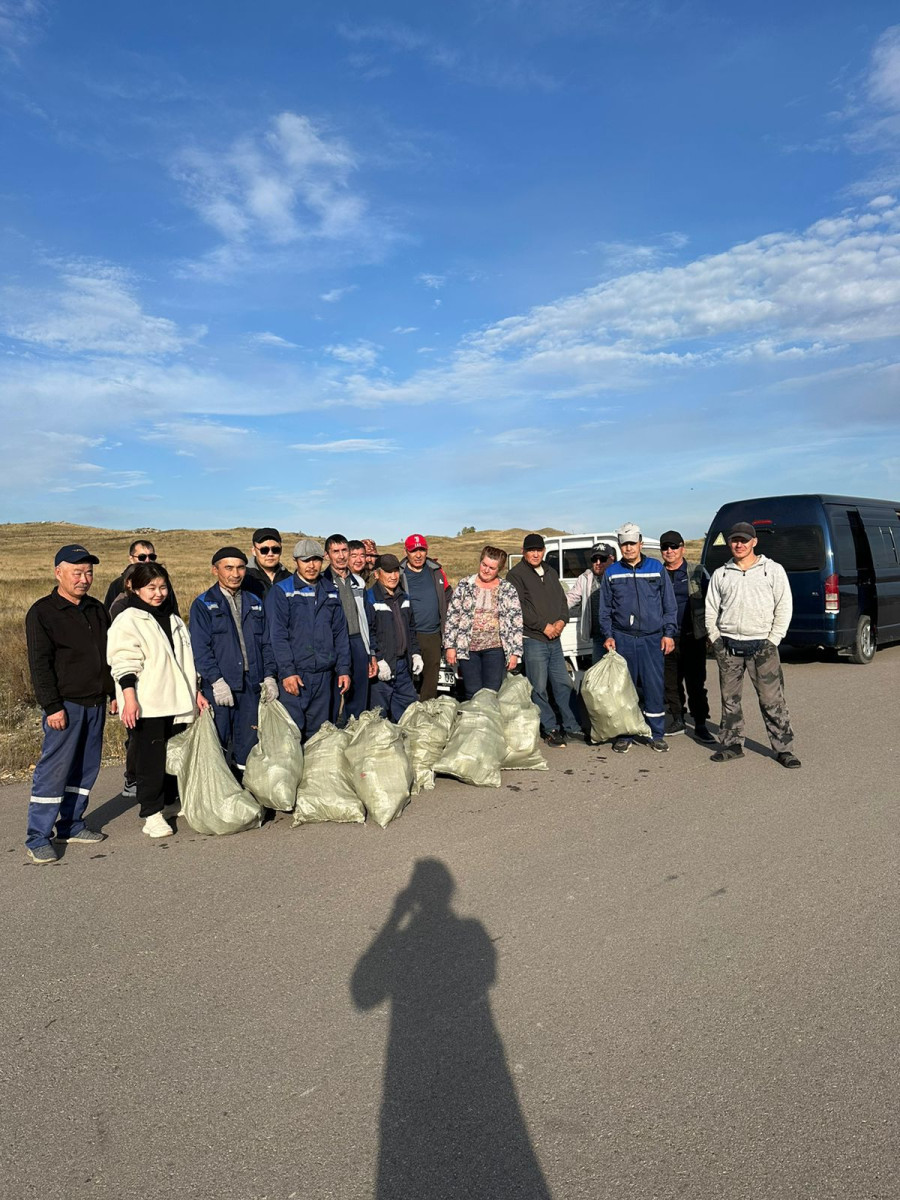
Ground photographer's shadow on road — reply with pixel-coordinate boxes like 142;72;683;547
351;858;552;1200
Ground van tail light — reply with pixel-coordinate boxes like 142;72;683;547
824;574;839;614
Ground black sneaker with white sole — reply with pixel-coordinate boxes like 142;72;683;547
612;737;632;754
664;715;685;736
543;728;567;747
648;738;669;753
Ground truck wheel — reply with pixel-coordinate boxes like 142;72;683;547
849;615;876;664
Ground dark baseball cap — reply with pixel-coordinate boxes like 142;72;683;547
523;533;545;551
659;530;684;546
252;527;280;545
55;544;99;566
727;522;757;541
378;552;401;572
591;542;616;560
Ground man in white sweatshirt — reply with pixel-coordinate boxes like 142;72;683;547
705;522;800;768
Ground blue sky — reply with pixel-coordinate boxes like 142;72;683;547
2;1;899;541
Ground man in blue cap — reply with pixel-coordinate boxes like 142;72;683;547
24;545;116;864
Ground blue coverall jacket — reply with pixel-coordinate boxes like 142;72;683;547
265;572;352;680
189;583;275;691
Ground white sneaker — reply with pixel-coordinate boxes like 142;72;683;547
142;812;174;838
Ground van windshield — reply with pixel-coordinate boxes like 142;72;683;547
706;525;825;573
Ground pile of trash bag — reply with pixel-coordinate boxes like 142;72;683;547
293;722;366;825
497;673;548;770
345;710;414;827
433;688;507;788
243;698;304;811
398;696;458;793
166;709;262;835
580;651;651;742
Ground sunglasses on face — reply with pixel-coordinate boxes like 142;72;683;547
660;543;682;552
591;555;612;563
133;553;157;561
257;545;281;555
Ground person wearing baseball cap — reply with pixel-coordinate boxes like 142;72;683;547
658;530;713;741
566;542;618;664
367;553;423;721
506;533;584;746
596;523;677;753
23;545;114;863
244;527;291;598
189;547;278;776
264;537;351;739
705;522;800;768
400;533;452;701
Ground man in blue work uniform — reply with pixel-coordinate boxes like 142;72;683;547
265;538;351;739
367;553;423;721
24;544;114;864
597;523;677;754
190;547;279;776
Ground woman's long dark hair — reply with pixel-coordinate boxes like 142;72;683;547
126;562;175;622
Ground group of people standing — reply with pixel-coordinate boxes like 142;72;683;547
22;519;800;864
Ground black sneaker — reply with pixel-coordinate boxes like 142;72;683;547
543;728;567;747
665;715;685;736
565;729;587;743
776;751;801;769
612;737;632;754
693;724;716;743
710;746;744;763
648;738;669;753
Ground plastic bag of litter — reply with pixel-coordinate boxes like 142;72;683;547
293;722;365;825
165;709;262;835
497;673;548;771
345;710;414;828
580;651;651;742
243;698;304;811
398;696;459;794
433;688;506;788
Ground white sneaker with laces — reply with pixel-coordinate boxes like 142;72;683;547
142;812;174;838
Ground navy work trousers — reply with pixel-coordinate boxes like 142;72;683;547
370;659;418;722
27;701;105;850
206;680;260;769
615;631;666;740
334;633;371;725
279;670;333;740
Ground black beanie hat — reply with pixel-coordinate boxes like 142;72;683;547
211;546;248;565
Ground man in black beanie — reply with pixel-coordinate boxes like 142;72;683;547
244;527;291;598
506;534;582;746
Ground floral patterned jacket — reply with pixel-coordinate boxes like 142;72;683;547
442;576;523;660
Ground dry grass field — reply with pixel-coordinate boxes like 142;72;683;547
0;522;704;776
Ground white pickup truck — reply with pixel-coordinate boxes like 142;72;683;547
510;532;662;682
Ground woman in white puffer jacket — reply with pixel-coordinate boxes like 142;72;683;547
107;562;209;839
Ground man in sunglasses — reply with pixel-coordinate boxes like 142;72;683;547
104;539;179;614
244;527;292;598
705;522;800;768
566;542;617;663
659;530;713;741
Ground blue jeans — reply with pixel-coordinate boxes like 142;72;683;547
460;648;506;699
333;633;371;725
27;701;106;849
521;637;580;734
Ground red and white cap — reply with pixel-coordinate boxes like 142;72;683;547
404;533;428;551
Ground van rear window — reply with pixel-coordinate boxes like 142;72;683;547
706;525;825;572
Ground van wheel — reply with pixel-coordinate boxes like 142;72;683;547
849;616;876;664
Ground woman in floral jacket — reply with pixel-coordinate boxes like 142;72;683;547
443;546;524;699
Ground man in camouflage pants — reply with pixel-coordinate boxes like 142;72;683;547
704;522;801;769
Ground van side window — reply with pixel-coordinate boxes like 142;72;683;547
545;550;560;575
869;527;899;567
562;548;592;578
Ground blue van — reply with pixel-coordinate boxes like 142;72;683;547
703;494;900;663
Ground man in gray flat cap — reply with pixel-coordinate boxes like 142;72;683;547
264;537;351;739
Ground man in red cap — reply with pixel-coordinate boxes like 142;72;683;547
400;534;451;700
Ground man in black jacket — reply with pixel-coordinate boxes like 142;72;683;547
366;554;423;721
24;545;116;864
506;534;582;746
244;527;292;598
104;538;179;614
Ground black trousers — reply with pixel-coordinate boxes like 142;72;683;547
132;716;181;818
415;631;442;702
664;632;710;725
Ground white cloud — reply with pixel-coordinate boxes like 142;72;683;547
417;273;446;289
392;325;418;334
0;0;45;53
290;438;397;453
867;26;900;110
174;112;377;275
250;331;298;349
143;420;252;454
320;285;358;303
325;340;380;366
2;262;199;355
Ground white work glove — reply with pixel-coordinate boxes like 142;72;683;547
377;659;393;682
212;678;234;707
411;654;424;676
262;676;279;703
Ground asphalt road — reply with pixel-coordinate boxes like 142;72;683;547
2;649;898;1200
